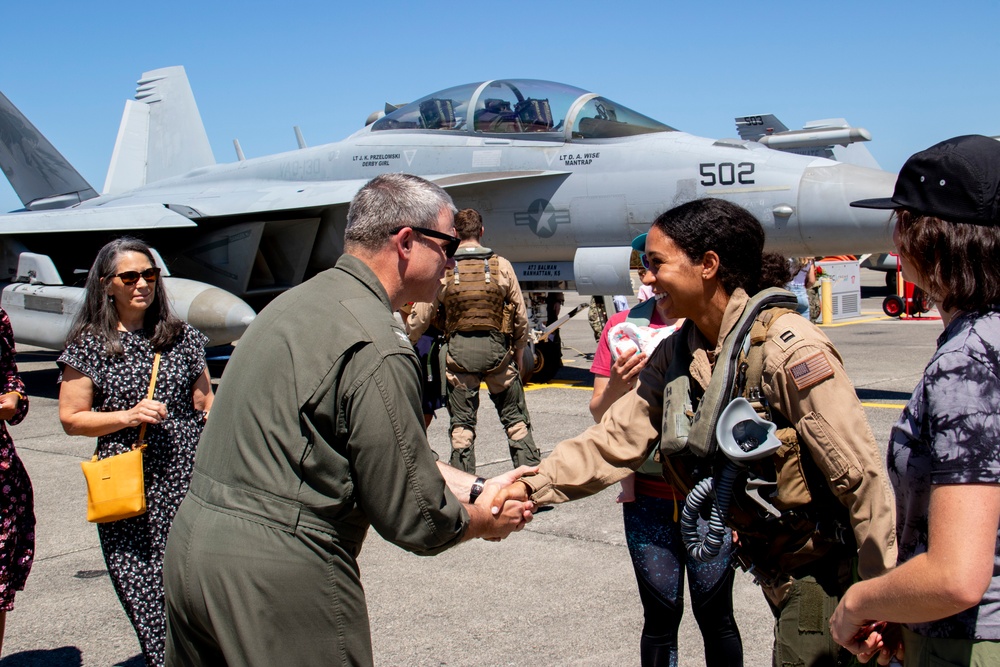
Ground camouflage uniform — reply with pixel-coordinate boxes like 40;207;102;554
409;243;540;473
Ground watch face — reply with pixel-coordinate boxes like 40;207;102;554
470;477;486;502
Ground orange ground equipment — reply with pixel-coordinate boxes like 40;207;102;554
882;254;937;319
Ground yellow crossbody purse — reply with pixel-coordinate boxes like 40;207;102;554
81;352;160;523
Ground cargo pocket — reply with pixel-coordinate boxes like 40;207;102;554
772;427;812;511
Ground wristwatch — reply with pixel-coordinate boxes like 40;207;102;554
469;477;487;504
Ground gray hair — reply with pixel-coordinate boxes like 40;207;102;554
345;173;456;252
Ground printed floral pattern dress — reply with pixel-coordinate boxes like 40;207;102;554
0;308;32;613
59;324;208;667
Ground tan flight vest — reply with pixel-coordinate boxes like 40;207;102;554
441;250;509;335
660;289;851;582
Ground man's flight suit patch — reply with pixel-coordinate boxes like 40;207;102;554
788;351;834;390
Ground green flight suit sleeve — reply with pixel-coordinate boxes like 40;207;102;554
344;349;470;555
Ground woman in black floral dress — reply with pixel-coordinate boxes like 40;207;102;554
58;238;214;667
0;307;31;658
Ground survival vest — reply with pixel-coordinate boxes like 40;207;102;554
661;288;853;583
441;247;508;335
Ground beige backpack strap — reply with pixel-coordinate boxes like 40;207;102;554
741;308;796;411
741;318;769;400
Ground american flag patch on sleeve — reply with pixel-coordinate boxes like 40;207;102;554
788;351;834;390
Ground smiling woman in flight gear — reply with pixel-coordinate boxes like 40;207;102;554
493;197;896;667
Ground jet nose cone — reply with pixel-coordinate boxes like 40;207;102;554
796;163;898;255
163;278;256;346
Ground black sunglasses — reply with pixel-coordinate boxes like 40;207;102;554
391;226;460;258
111;267;161;286
640;254;650;270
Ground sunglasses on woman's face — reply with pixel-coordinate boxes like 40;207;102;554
112;267;161;286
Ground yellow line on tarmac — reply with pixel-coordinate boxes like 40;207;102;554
524;380;591;391
861;402;907;409
819;315;892;327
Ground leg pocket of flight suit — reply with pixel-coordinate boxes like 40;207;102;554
772;575;841;667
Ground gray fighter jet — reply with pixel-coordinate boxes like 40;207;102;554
0;66;896;358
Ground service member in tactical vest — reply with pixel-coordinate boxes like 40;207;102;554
409;208;541;474
493;198;896;667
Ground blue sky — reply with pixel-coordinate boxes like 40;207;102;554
2;1;996;212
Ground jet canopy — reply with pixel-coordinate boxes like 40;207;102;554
370;79;674;140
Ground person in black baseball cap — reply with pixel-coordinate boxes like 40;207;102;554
851;133;1000;226
851;134;1000;312
832;135;1000;664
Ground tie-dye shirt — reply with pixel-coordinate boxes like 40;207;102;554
888;307;1000;639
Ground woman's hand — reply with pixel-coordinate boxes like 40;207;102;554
0;391;21;421
590;347;649;421
124;398;167;428
608;347;647;394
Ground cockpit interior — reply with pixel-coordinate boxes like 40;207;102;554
369;79;674;140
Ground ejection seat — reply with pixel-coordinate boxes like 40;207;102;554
515;98;554;131
475;98;521;133
419;98;457;129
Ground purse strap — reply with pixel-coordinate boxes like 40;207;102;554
135;352;162;445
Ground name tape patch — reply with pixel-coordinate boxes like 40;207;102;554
789;351;834;391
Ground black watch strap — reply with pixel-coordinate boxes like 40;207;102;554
469;477;487;504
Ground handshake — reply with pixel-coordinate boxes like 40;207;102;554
464;466;541;542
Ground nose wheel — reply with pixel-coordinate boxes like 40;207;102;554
528;340;563;383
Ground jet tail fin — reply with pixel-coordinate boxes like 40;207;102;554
0;91;99;210
104;66;215;194
734;114;789;142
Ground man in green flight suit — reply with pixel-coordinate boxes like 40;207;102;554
162;174;535;667
409;208;541;474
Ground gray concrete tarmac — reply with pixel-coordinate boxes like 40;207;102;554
1;271;942;666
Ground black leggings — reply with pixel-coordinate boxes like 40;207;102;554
623;493;743;667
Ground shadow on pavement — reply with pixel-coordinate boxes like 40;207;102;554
856;388;913;402
18;367;60;401
0;646;82;666
551;364;593;386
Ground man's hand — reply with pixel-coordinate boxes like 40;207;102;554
475;481;534;541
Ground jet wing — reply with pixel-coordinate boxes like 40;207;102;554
172;179;372;219
0;203;197;234
143;171;569;220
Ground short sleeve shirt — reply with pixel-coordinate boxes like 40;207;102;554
887;307;1000;639
591;307;673;377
